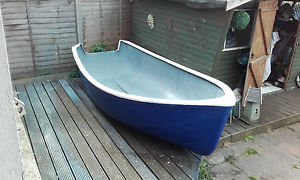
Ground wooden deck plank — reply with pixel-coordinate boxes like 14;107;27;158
33;82;92;180
62;79;169;179
228;121;246;132
233;119;254;129
42;81;111;179
24;83;75;180
221;129;230;137
134;130;191;180
272;93;300;111
147;137;200;180
260;107;280;122
263;96;296;116
25;84;75;179
70;78;158;180
267;93;300;110
51;81;118;180
61;79;142;180
110;121;176;180
72;78;200;180
261;101;288;120
16;84;57;180
223;125;238;134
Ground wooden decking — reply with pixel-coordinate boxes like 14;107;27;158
16;79;201;180
15;78;300;180
220;88;300;144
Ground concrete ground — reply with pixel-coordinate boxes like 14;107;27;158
15;110;41;180
206;122;300;180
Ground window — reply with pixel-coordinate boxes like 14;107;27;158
223;9;256;51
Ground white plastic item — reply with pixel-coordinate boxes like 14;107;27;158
263;32;280;82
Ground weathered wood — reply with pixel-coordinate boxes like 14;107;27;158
137;132;199;180
142;131;201;179
136;134;191;180
79;0;132;50
25;1;37;76
71;78;158;180
33;82;92;180
218;88;300;146
1;0;132;79
109;120;175;180
221;129;230;137
224;125;239;134
75;0;82;43
233;119;254;129
272;93;300;110
229;121;246;131
242;0;278;105
41;81;110;179
72;78;199;180
15;75;300;180
52;80;123;180
63;79;142;180
24;83;75;179
263;95;295;116
16;84;57;179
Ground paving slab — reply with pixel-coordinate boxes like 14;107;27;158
211;162;249;180
206;122;300;180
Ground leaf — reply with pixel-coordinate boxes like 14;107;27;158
91;42;108;53
198;160;213;180
249;176;257;180
244;135;256;142
241;148;258;157
293;164;300;169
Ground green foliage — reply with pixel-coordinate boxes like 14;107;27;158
198;160;213;180
293;164;300;169
232;11;250;30
241;148;258;157
70;70;80;78
244;135;256;142
225;154;236;165
249;176;257;180
91;42;108;53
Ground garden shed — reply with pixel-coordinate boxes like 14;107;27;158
131;0;300;98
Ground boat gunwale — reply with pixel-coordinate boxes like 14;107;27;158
72;40;235;107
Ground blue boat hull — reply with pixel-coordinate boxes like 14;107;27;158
80;74;231;155
73;40;235;155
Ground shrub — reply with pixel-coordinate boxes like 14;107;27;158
91;42;108;53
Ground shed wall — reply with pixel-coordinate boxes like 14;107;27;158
0;0;132;79
287;36;300;89
131;0;230;76
213;50;245;88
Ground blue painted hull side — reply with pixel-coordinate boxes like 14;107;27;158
80;75;231;155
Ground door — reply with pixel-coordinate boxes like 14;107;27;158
284;20;300;89
242;0;278;106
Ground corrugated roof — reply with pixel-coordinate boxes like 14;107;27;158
164;0;252;10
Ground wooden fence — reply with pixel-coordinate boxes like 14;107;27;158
0;0;132;79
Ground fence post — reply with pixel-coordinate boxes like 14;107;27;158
75;0;83;43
